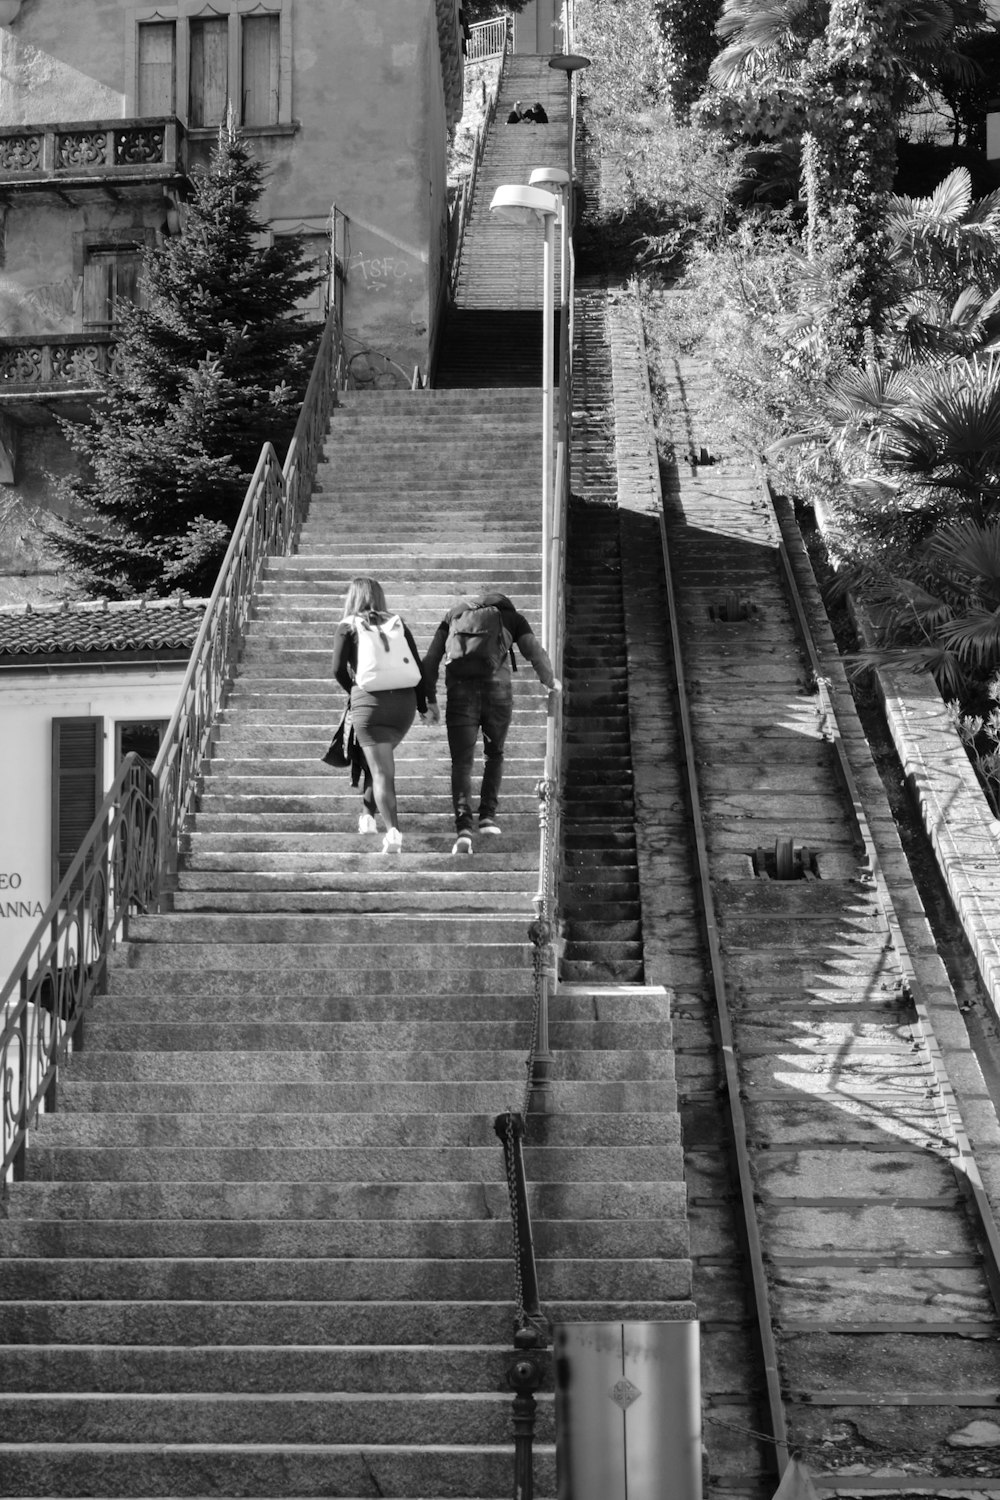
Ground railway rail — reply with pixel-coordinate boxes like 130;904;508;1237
651;352;1000;1497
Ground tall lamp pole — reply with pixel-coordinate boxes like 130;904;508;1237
488;184;559;635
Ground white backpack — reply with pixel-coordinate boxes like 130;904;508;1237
347;614;420;692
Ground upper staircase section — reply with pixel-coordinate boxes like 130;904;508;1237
437;58;570;387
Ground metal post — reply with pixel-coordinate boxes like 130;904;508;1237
541;208;554;640
509;1325;545;1500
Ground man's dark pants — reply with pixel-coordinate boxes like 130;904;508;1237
445;675;514;831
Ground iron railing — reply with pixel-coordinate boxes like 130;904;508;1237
465;14;511;61
1;755;158;1181
0;301;350;1186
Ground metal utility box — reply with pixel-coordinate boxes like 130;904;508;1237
554;1320;702;1500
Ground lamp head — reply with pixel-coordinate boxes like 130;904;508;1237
489;183;559;227
529;166;570;195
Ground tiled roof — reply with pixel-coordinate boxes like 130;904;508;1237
0;597;207;661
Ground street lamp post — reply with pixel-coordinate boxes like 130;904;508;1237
488;184;559;636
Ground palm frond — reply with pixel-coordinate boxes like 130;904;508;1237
847;643;968;694
930;517;1000;580
937;607;1000;662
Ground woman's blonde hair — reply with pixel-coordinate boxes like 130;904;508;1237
344;576;388;622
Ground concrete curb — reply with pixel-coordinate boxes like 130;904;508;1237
874;665;1000;1015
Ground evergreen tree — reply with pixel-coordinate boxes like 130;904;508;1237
49;120;322;598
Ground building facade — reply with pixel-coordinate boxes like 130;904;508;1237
0;0;464;588
0;597;206;982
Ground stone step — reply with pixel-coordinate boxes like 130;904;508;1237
0;1391;546;1445
180;840;541;863
333;389;538;408
84;991;668;1025
0;1441;555;1498
123;913;531;944
59;1048;673;1085
74;1019;673;1057
3;1177;685;1221
195;778;541;800
103;967;534;998
32;1106;679;1149
184;815;541;837
0;1226;690;1272
0;1297;685;1346
22;1141;682;1184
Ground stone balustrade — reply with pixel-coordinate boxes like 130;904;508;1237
0;117;182;184
0;334;120;393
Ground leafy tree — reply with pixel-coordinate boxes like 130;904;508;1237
48;120;321;599
461;0;527;24
700;0;996;350
653;0;723;121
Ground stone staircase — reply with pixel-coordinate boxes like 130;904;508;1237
436;57;569;388
0;384;693;1499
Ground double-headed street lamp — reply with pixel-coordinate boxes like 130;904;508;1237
489;182;560;635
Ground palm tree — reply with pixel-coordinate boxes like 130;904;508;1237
850;516;1000;695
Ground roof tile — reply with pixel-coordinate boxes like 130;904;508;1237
0;597;207;659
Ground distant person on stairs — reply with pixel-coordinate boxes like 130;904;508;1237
332;577;431;855
421;592;560;856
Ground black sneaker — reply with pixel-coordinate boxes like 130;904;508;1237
478;816;501;836
452;833;473;856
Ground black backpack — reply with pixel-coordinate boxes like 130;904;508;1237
444;600;515;678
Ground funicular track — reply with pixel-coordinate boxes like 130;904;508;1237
654;356;1000;1496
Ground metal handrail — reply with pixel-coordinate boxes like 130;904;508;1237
154;304;347;880
527;48;578;1111
1;755;158;1181
0;301;349;1187
465;15;511;61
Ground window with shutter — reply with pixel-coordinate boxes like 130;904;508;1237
82;247;144;332
138;21;176;115
51;718;104;895
241;13;279;126
189;16;229;128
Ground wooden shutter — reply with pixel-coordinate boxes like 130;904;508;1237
241;13;279;126
51;717;103;894
83;248;143;330
82;251;114;331
189;17;229;127
138;22;176;116
113;251;143;320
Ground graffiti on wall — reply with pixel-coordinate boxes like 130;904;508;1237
0;273;81;335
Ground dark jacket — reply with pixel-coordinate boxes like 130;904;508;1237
421;592;555;703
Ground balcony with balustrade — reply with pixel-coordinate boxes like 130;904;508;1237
0;334;121;399
0;116;185;200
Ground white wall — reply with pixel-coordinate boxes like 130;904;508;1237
0;666;186;986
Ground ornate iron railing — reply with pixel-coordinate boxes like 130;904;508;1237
0;302;349;1187
0;117;183;183
0;334;122;393
156;305;348;881
1;756;158;1181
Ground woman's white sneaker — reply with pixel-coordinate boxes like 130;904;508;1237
382;828;403;854
358;812;378;834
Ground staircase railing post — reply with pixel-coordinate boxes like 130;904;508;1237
509;1325;545;1500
